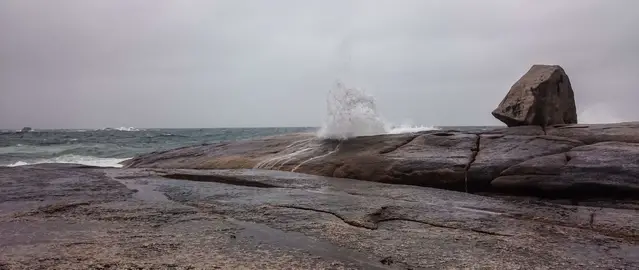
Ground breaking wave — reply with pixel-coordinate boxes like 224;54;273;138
387;124;437;134
3;155;130;168
317;82;437;139
98;127;141;132
578;103;623;124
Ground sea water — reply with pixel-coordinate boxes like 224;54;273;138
0;127;312;167
0;82;442;168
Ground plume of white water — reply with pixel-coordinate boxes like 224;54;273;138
256;82;438;173
317;82;388;139
578;103;623;124
317;82;437;139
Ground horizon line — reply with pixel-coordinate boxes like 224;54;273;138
0;125;507;131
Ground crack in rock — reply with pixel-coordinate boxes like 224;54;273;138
375;218;513;237
464;134;481;192
369;206;512;237
276;205;513;237
275;205;376;229
378;135;421;154
162;173;279;188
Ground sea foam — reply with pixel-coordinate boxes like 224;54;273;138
317;82;437;139
578;103;623;124
4;155;130;168
97;127;140;132
255;82;436;170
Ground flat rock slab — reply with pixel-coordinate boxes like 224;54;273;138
123;122;639;199
546;122;639;144
494;141;639;197
469;134;583;189
1;165;638;269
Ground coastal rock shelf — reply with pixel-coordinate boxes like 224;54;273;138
123;122;639;199
1;165;638;268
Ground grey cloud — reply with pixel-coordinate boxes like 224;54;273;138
1;0;638;129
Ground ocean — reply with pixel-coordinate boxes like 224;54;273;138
0;127;314;167
0;126;496;168
0;86;496;168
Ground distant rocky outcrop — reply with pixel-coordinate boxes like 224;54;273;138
492;65;578;127
122;122;639;199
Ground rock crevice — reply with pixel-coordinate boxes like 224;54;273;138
378;134;421;154
277;204;514;237
275;204;377;230
162;173;280;188
464;134;481;192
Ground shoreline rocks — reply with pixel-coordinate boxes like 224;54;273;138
1;164;638;269
122;64;636;201
2;62;638;268
122;122;639;200
493;141;639;198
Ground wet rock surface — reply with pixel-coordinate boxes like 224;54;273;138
1;164;638;269
546;122;639;144
493;141;639;198
123;122;639;199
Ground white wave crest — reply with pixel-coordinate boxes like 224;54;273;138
387;124;438;134
317;82;437;139
115;127;140;132
98;127;140;132
578;103;623;124
3;155;130;168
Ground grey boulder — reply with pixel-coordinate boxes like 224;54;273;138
492;65;578;127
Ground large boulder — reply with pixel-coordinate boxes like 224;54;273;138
492;65;578;127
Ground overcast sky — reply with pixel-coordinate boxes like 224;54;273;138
1;0;637;129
